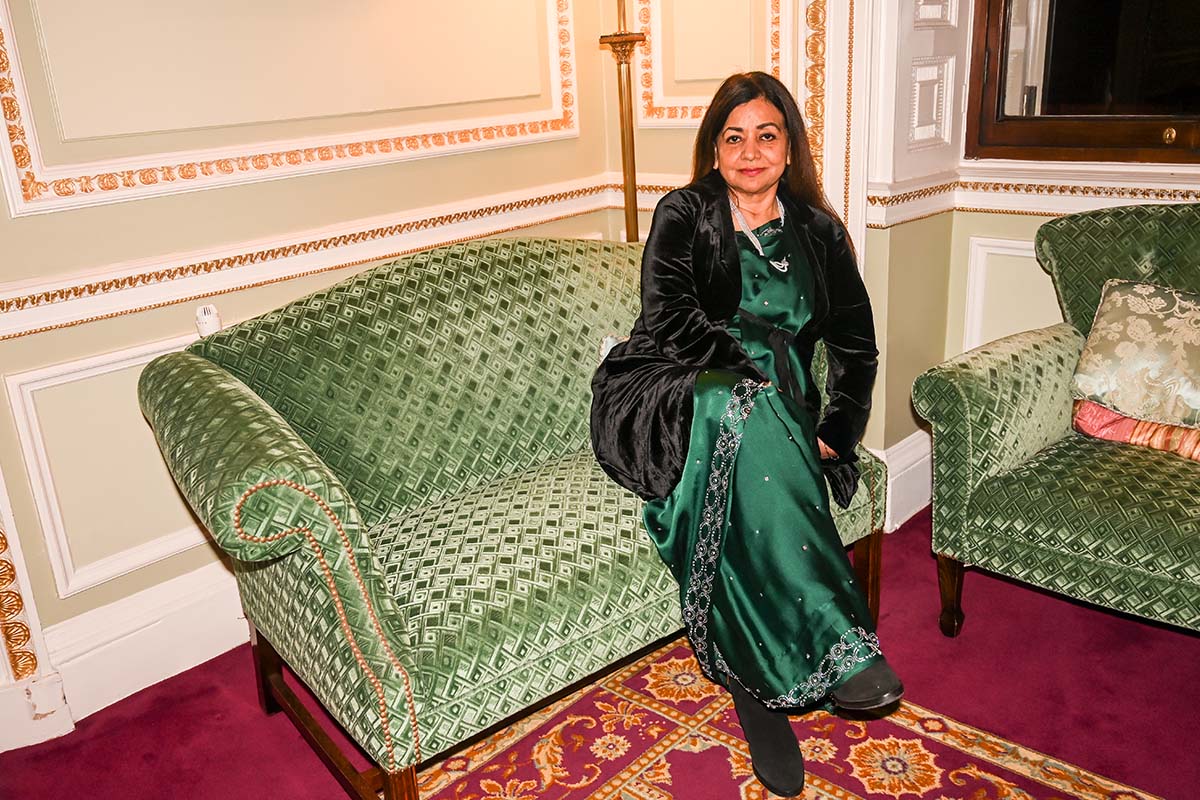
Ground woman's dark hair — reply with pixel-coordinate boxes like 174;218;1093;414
692;71;840;225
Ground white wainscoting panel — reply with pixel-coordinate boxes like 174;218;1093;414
5;335;203;598
963;237;1065;356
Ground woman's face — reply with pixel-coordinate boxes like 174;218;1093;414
715;96;788;201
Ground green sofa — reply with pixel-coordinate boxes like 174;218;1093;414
138;237;886;799
912;204;1200;637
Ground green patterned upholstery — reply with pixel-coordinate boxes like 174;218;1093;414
188;238;645;526
139;237;885;778
1035;203;1200;336
369;450;678;756
914;204;1200;631
968;435;1200;629
812;342;888;538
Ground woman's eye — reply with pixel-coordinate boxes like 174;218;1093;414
725;135;741;145
760;132;777;141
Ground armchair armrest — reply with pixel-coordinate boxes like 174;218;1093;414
911;323;1085;552
139;352;424;770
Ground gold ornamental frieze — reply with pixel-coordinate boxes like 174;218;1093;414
866;180;1200;211
0;527;38;680
804;0;827;180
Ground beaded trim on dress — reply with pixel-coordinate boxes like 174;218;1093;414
680;378;761;680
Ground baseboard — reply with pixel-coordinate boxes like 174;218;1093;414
0;672;74;751
41;561;247;725
879;430;932;532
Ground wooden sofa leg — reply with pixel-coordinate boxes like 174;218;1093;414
250;625;283;716
853;529;883;624
936;554;965;637
382;766;419;800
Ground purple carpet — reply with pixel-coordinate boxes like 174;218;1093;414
2;507;1196;799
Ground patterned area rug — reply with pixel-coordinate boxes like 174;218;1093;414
416;639;1159;800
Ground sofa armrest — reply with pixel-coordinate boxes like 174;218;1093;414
139;352;425;769
138;351;360;562
911;323;1085;551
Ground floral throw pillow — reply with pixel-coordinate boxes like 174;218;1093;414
1072;279;1200;430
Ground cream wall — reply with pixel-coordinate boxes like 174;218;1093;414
8;0;1179;749
0;0;632;741
3;0;850;746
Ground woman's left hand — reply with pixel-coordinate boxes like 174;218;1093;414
817;438;837;460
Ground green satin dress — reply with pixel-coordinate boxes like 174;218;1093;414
643;217;882;710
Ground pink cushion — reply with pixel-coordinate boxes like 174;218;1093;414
1073;399;1200;463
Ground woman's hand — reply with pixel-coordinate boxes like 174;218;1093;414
817;438;837;460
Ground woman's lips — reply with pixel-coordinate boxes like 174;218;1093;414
740;168;765;177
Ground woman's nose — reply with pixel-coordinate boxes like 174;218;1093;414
743;139;760;160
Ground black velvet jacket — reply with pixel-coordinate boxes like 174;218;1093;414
590;170;878;501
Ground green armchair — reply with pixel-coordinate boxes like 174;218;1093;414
912;204;1200;636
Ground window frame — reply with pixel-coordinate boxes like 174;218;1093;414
965;0;1200;163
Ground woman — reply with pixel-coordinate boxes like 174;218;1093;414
590;72;902;797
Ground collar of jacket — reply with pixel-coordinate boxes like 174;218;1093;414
691;170;829;332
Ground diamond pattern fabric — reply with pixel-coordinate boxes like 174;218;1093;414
368;450;680;757
189;238;644;527
915;204;1200;633
1035;203;1200;337
966;433;1200;629
139;237;886;776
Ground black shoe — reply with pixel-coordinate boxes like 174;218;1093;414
830;659;904;711
728;679;805;797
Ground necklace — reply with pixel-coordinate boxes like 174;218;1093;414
730;196;788;272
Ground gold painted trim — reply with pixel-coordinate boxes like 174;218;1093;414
636;0;783;123
867;180;1200;208
866;206;1058;230
842;0;855;221
0;183;637;316
956;181;1200;202
0;184;671;342
0;527;37;680
866;181;958;207
0;5;578;207
804;0;827;180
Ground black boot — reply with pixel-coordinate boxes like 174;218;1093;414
830;658;904;711
728;679;805;797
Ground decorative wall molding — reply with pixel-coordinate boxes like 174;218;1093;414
914;0;958;29
635;0;788;127
866;162;1200;228
42;560;244;722
963;237;1038;351
908;56;953;151
0;465;50;687
803;0;828;179
0;171;684;341
0;0;579;216
874;429;931;533
5;334;202;598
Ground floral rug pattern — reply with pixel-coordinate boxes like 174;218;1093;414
417;639;1159;800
